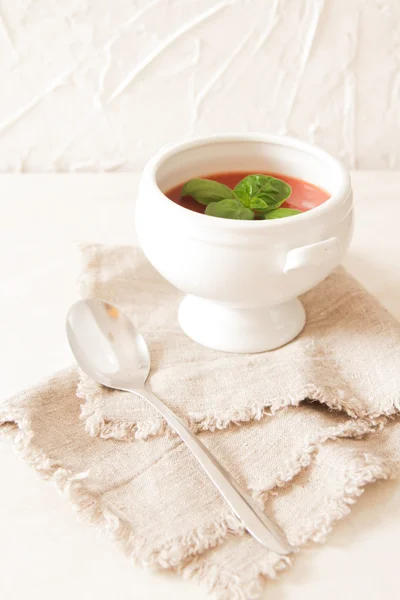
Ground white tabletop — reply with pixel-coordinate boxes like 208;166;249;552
1;173;399;599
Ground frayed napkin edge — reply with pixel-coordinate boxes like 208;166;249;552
77;367;400;442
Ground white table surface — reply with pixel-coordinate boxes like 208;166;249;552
1;172;400;600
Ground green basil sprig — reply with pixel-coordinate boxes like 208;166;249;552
180;174;301;220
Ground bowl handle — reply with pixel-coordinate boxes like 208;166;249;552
283;237;342;273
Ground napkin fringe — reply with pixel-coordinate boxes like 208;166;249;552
293;451;397;546
251;417;377;497
78;375;166;440
78;367;391;442
1;399;396;600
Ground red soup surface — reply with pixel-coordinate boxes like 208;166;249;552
166;172;330;216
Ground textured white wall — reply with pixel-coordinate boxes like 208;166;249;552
0;0;398;172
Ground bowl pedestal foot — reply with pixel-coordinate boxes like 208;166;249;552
178;295;306;354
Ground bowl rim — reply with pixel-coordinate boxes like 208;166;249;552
141;133;352;231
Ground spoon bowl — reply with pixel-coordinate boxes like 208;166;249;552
67;298;150;391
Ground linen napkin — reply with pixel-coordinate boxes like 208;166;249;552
1;243;400;599
78;245;400;441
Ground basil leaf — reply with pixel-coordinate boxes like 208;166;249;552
205;199;254;220
232;188;251;207
181;178;233;206
263;208;302;219
234;175;291;209
249;197;268;210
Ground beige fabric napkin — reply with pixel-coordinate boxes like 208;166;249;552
1;243;400;599
78;245;400;441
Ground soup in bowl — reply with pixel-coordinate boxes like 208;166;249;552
136;135;353;353
167;171;330;217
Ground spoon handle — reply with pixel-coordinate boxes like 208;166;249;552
135;387;292;555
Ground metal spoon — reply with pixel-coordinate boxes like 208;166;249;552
66;298;292;555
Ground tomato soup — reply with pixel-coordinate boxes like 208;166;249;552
166;171;330;216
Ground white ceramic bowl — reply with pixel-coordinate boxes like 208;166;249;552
136;134;353;353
